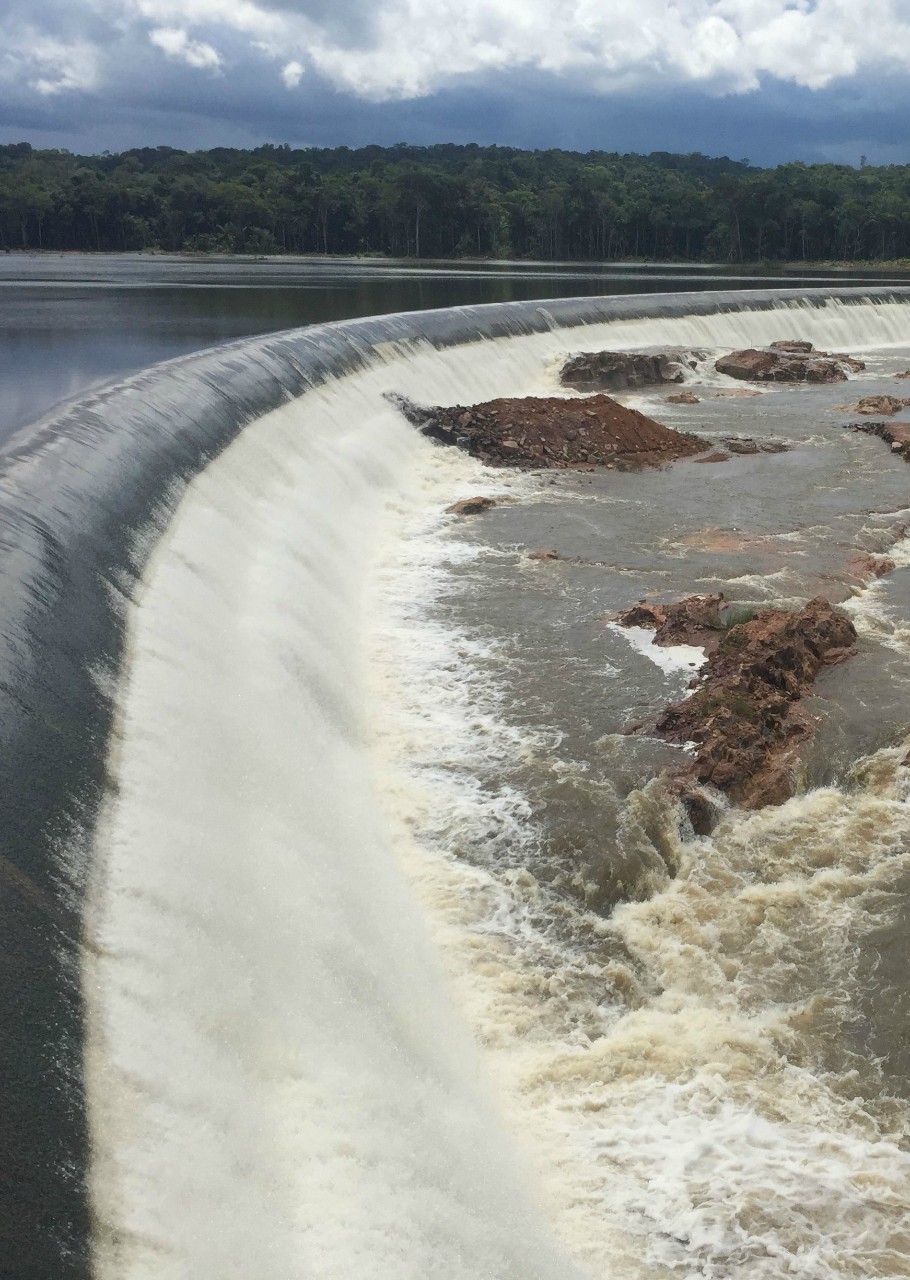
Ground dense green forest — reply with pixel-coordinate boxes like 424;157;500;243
2;139;910;262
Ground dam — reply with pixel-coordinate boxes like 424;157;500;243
3;286;910;1278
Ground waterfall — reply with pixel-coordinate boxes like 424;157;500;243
3;286;910;1276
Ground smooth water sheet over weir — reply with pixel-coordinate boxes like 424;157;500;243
3;286;910;1277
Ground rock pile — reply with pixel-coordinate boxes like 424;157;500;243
392;393;707;470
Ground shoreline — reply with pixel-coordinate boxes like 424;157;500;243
5;247;910;274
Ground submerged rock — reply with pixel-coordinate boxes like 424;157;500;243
722;436;791;454
446;496;498;515
527;548;560;560
845;551;896;581
392;393;706;471
623;596;857;814
843;418;910;461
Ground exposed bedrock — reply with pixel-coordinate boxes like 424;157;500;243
616;592;727;653
392;393;706;470
715;342;864;383
620;596;857;815
559;348;705;392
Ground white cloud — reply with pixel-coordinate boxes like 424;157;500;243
4;0;910;101
0;30;102;95
243;0;910;100
149;25;223;69
281;59;304;88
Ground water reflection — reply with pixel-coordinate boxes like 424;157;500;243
4;253;910;442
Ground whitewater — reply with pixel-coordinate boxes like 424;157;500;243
4;288;910;1277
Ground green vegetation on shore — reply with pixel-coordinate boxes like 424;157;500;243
3;140;910;263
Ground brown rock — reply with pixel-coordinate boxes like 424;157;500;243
846;551;896;581
446;496;497;515
666;390;700;404
722;436;790;455
715;348;850;383
527;548;560;561
636;597;857;809
770;339;814;352
843;418;910;461
560;350;697;392
616;592;725;652
837;355;867;373
675;785;720;836
894;370;910;380
853;395;910;416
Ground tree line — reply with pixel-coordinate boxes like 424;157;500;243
2;139;910;263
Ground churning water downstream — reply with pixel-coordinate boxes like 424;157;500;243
5;289;910;1278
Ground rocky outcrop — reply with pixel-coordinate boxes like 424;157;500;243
622;596;857;812
715;346;857;383
616;593;726;653
393;393;707;470
842;419;910;461
851;395;910;416
560;349;703;392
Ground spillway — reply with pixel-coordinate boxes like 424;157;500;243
3;287;910;1278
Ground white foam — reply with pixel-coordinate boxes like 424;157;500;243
86;370;580;1279
609;622;708;675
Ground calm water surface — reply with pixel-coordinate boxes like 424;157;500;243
4;252;910;441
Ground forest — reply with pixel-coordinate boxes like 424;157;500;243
2;139;910;263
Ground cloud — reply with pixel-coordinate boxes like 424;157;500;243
281;59;304;88
0;29;101;96
6;0;910;103
2;0;910;163
149;26;223;69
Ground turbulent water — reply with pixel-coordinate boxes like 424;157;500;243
5;288;910;1278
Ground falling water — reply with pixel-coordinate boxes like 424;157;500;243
3;287;910;1276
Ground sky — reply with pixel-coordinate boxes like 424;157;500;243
3;0;910;165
